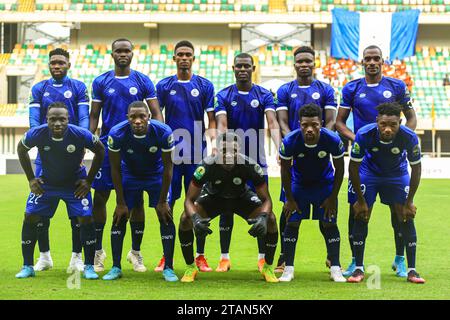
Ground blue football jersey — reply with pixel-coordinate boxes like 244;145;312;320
341;76;413;134
156;74;214;163
350;123;421;177
276;79;337;131
21;124;98;187
108;120;174;178
279;127;345;186
215;84;275;168
92;70;157;141
28;76;89;129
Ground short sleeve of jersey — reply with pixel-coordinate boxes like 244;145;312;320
279;136;294;160
329;133;346;159
91;77;103;103
276;85;289;111
107;130;122;152
350;132;366;162
214;91;227;116
340;83;354;109
28;83;42;108
192;162;210;187
21;128;40;150
248;163;266;187
395;81;413;111
142;75;157;100
204;81;215;112
160;126;175;152
81;128;98;152
75;81;90;105
324;85;337;110
262;90;276;113
405;133;421;165
155;81;165;109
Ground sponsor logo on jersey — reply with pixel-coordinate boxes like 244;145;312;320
290;93;298;98
312;92;321;99
67;144;76;153
231;101;238;107
372;147;379;152
43;92;50;97
215;180;222;184
194;166;206;180
359;93;366;98
108;88;115;94
64;90;73;99
191;88;200;97
250;99;260;108
127;149;134;154
383;90;392;98
298;153;305;158
318;151;327;158
412;144;420;157
44;146;51;151
352;142;360;155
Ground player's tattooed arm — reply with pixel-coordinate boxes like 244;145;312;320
109;148;129;225
146;98;164;123
89;101;102;134
349;160;369;221
403;108;417;131
17;141;44;195
321;156;344;221
156;151;174;225
276;109;290;137
403;162;421;221
335;108;356;141
280;157;299;220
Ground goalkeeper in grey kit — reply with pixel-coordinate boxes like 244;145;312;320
178;132;280;283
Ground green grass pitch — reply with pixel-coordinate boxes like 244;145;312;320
0;175;449;300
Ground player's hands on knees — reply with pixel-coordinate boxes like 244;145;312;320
29;178;45;195
156;201;173;225
191;213;212;238
247;213;268;238
74;179;91;199
113;204;129;226
321;196;337;222
353;199;369;222
402;201;416;222
283;198;300;222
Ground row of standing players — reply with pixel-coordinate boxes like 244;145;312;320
15;39;425;284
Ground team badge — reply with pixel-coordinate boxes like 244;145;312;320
412;144;420;157
43;92;50;97
254;164;264;176
233;177;242;185
129;87;138;95
391;147;400;154
318;151;327;158
383;90;392;98
231;101;238;107
66;144;76;153
191;89;200;97
127;149;134;154
291;93;298;98
312;92;321;99
372;147;379;152
352;142;360;155
250;99;260;108
170;90;176;96
108;88;115;94
298;153;305;158
108;136;114;147
359;93;366;98
215;180;222;184
64;90;73;99
81;198;90;206
194;166;206;180
167;134;174;145
44;146;51;151
149;146;158;153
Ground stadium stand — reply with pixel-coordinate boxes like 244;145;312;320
0;0;19;11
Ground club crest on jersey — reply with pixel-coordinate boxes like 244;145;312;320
43;146;51;151
291;93;298;98
233;177;242;185
170;90;176;96
318;151;327;158
81;198;89;206
250;99;260;108
129;87;138;95
383;90;392;98
191;89;200;97
231;101;238;107
149;146;158;153
194;166;206;180
64;90;73;99
127;149;134;154
66;144;76;153
412;144;420;157
108;88;115;94
312;92;321;99
43;92;50;97
215;180;222;184
352;142;360;154
391;147;400;154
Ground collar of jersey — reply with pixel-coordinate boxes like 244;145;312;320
365;76;383;87
236;84;253;95
114;70;132;79
376;127;393;144
304;143;317;148
176;74;195;83
51;76;68;87
50;127;68;141
296;78;315;88
133;134;147;139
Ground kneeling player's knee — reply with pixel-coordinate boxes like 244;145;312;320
24;214;41;224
